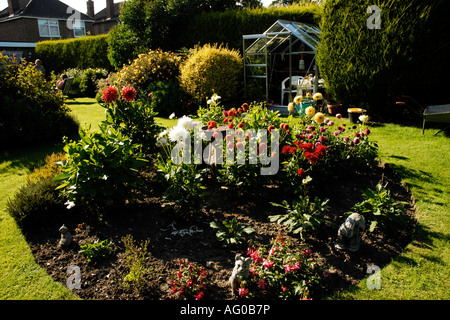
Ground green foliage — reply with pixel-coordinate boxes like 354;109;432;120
178;3;322;51
57;68;109;98
317;0;450;115
210;217;255;247
102;96;162;153
35;35;112;74
147;80;191;117
349;181;409;234
113;49;183;91
179;44;243;104
121;234;151;291
156;158;207;213
6;178;65;229
79;239;113;263
243;236;323;299
54;123;148;213
269;195;330;240
0;53;79;149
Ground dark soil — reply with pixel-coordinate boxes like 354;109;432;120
25;161;416;300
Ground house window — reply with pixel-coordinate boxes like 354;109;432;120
38;20;60;37
73;21;86;37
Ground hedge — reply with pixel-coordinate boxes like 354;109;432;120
35;35;112;74
316;0;450;117
177;4;323;52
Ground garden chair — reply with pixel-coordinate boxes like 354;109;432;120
61;77;74;96
281;76;303;106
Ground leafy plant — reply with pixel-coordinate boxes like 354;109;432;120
156;158;207;213
179;43;242;104
269;195;330;240
349;182;409;234
55;123;148;213
170;259;209;300
79;239;113;263
210;216;255;247
121;234;151;291
241;236;323;300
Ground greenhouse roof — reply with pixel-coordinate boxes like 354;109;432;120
243;19;321;54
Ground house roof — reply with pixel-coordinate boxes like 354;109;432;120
0;0;94;21
94;2;124;21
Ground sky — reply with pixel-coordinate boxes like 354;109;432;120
0;0;273;15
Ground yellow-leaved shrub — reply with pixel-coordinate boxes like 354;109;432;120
179;44;242;104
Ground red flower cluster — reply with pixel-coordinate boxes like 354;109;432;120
121;86;136;102
207;121;217;130
303;144;328;165
102;86;118;103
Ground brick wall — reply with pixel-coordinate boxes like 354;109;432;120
0;17;95;42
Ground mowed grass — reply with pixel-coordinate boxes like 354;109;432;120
0;98;448;299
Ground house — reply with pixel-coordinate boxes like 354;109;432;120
88;0;125;36
0;0;124;61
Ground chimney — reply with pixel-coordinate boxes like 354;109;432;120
106;0;115;19
7;0;20;16
87;0;95;18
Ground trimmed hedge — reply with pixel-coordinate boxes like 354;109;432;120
177;4;323;52
35;35;112;74
317;0;450;116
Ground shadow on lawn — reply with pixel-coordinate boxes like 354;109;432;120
0;142;63;173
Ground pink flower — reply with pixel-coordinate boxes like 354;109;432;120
365;128;371;135
336;113;342;119
250;250;262;263
238;288;249;298
354;137;360;144
195;291;204;300
269;246;278;256
320;126;327;133
258;279;267;290
344;137;350;143
281;286;288;292
263;259;274;269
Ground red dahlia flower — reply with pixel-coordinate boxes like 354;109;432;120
121;86;136;101
102;86;118;103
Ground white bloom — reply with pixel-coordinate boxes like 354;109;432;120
65;200;75;209
158;129;168;138
168;125;189;142
177;115;194;131
169;112;175;119
359;115;369;123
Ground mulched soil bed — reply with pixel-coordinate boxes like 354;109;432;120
25;161;416;300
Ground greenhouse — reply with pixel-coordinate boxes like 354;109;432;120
243;19;323;106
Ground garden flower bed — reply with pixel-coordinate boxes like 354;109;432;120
14;89;416;300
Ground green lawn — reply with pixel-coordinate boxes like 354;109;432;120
0;97;448;299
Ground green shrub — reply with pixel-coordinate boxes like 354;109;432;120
36;35;112;74
57;68;109;97
179;44;242;104
316;0;450;116
0;53;79;149
113;49;183;93
6;178;66;229
121;234;151;291
147;80;190;117
55;123;149;214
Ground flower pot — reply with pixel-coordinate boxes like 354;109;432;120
327;103;342;116
347;108;366;123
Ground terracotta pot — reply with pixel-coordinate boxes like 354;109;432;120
327;103;342;116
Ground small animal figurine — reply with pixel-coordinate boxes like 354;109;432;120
335;213;365;252
229;253;251;296
58;224;72;247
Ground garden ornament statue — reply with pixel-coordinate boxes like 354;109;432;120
229;254;251;296
335;213;365;252
58;224;72;247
